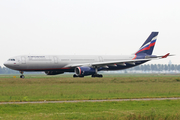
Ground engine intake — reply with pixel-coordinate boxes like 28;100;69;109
75;67;96;76
45;71;64;75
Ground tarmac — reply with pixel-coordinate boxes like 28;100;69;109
0;97;180;104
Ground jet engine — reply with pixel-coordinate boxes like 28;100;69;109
75;66;96;76
45;71;64;75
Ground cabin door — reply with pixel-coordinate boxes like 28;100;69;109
21;56;26;64
98;56;103;62
53;56;58;64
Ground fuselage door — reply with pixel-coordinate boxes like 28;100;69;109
98;56;103;62
21;56;26;64
53;56;58;64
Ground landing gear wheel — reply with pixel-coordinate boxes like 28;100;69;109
20;75;25;79
91;74;103;78
73;74;84;78
73;74;78;78
79;75;84;78
99;74;103;78
19;71;25;79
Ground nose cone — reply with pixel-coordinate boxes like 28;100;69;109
3;61;13;68
3;61;9;67
4;61;19;70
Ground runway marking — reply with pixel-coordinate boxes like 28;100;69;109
0;98;180;104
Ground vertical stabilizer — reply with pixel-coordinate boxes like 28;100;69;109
135;32;158;55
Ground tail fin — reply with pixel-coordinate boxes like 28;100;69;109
135;32;158;55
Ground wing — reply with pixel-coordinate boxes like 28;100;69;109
64;53;173;68
65;59;150;68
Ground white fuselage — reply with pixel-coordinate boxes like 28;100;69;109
4;55;136;71
3;32;169;78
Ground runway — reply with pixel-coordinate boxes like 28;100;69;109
0;97;180;104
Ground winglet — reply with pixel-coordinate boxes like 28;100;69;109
161;53;170;58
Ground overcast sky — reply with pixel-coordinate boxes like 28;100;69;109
0;0;180;66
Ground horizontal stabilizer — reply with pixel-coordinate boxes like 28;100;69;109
162;53;170;58
157;53;174;59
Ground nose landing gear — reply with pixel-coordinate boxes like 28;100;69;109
19;71;25;79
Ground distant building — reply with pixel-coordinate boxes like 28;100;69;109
168;60;172;65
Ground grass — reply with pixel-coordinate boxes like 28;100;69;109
0;74;180;102
1;74;180;119
1;100;180;119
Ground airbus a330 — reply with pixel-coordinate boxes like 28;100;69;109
4;32;171;78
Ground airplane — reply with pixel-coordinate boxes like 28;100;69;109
4;32;171;78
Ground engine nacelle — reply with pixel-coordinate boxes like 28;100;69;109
45;71;64;75
75;67;96;76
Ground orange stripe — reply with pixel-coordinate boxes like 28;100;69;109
132;55;137;60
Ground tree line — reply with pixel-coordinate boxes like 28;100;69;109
129;64;180;72
0;64;180;74
0;66;40;74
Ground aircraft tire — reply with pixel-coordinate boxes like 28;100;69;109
91;74;103;78
20;75;25;79
98;74;103;78
73;74;78;78
79;75;84;78
91;74;95;77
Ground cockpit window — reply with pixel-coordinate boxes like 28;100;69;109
8;59;15;61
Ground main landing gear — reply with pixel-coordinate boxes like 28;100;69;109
91;74;103;78
73;74;103;78
91;67;103;78
73;74;84;78
19;71;25;79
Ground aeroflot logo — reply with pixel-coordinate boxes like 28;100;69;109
28;56;45;58
136;36;157;54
